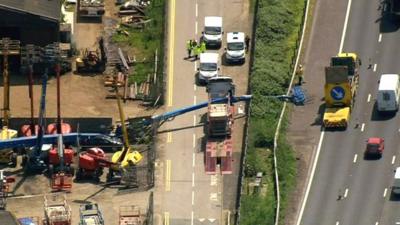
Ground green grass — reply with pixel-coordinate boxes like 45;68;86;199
239;0;306;224
112;0;165;84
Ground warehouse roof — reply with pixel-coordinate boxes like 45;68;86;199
0;0;60;21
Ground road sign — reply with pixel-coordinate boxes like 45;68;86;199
330;86;345;101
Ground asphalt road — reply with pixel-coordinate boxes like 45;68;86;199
298;0;400;224
154;1;251;225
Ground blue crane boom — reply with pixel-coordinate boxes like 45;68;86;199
150;95;252;124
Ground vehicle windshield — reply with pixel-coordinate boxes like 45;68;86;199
367;143;379;152
205;26;222;35
200;63;217;71
227;42;244;51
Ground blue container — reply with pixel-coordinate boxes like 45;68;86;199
18;217;37;225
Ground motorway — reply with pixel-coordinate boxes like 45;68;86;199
155;1;251;225
298;0;400;224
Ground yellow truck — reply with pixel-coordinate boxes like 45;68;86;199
323;53;360;129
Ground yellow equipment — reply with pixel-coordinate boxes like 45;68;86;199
323;53;360;129
0;127;18;166
108;85;142;182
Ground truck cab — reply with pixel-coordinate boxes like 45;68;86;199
225;32;245;64
202;17;223;48
198;53;219;83
364;137;384;159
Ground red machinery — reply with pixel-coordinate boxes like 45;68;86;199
75;147;115;182
0;170;15;209
49;135;73;192
47;123;72;135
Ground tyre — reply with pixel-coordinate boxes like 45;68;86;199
10;153;17;168
48;164;54;177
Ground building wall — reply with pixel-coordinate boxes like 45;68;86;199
0;8;59;46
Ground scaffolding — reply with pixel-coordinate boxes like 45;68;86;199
43;194;71;225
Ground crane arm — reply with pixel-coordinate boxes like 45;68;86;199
34;72;48;155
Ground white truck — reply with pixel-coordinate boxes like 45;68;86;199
202;16;223;48
197;53;219;83
376;74;400;113
225;32;245;64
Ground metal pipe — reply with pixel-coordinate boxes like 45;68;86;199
3;54;9;127
115;85;130;162
56;64;62;134
28;64;35;135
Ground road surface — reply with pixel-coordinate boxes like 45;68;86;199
298;0;400;224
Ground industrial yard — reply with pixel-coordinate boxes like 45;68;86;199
0;0;159;224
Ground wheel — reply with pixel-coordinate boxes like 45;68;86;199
106;169;113;182
75;168;83;181
48;164;54;177
21;155;27;167
10;153;17;168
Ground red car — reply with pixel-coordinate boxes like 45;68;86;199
365;137;384;158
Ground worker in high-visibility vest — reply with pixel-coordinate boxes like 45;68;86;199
200;40;206;53
194;44;202;60
186;39;193;58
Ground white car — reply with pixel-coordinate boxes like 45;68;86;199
225;32;245;64
202;17;223;48
198;53;220;83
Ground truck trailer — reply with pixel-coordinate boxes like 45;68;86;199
205;76;235;175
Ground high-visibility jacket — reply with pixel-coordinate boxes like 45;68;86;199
186;40;192;50
194;46;202;56
200;42;206;53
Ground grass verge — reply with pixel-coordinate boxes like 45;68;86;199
239;0;306;224
112;0;165;85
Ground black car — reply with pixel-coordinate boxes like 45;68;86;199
79;135;123;152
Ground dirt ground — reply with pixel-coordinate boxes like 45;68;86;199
2;1;157;224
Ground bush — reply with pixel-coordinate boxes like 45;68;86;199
240;0;305;224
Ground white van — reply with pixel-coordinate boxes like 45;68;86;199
377;74;400;112
225;32;245;63
393;167;400;196
202;17;223;48
198;53;219;83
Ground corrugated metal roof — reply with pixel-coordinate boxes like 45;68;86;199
0;0;60;21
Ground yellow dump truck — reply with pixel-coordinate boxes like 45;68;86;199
323;53;360;129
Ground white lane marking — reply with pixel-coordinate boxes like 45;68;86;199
296;131;325;225
193;95;197;105
211;175;217;186
367;94;371;102
375;222;379;225
395;222;400;224
193;115;197;126
353;154;358;163
193;134;196;148
361;123;365;132
194;61;197;71
373;64;377;72
344;188;349;198
192;172;195;187
191;211;194;225
194;84;197;91
338;0;352;53
192;191;195;205
195;21;198;35
378;33;382;42
195;3;198;18
393;156;396;164
383;188;388;197
192;153;195;167
336;222;340;225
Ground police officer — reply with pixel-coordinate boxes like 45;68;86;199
200;40;206;53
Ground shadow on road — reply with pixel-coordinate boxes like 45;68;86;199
370;102;397;121
379;0;400;33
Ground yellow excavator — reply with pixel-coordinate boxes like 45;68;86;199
107;84;142;183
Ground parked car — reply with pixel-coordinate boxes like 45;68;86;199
364;137;384;159
79;135;123;152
